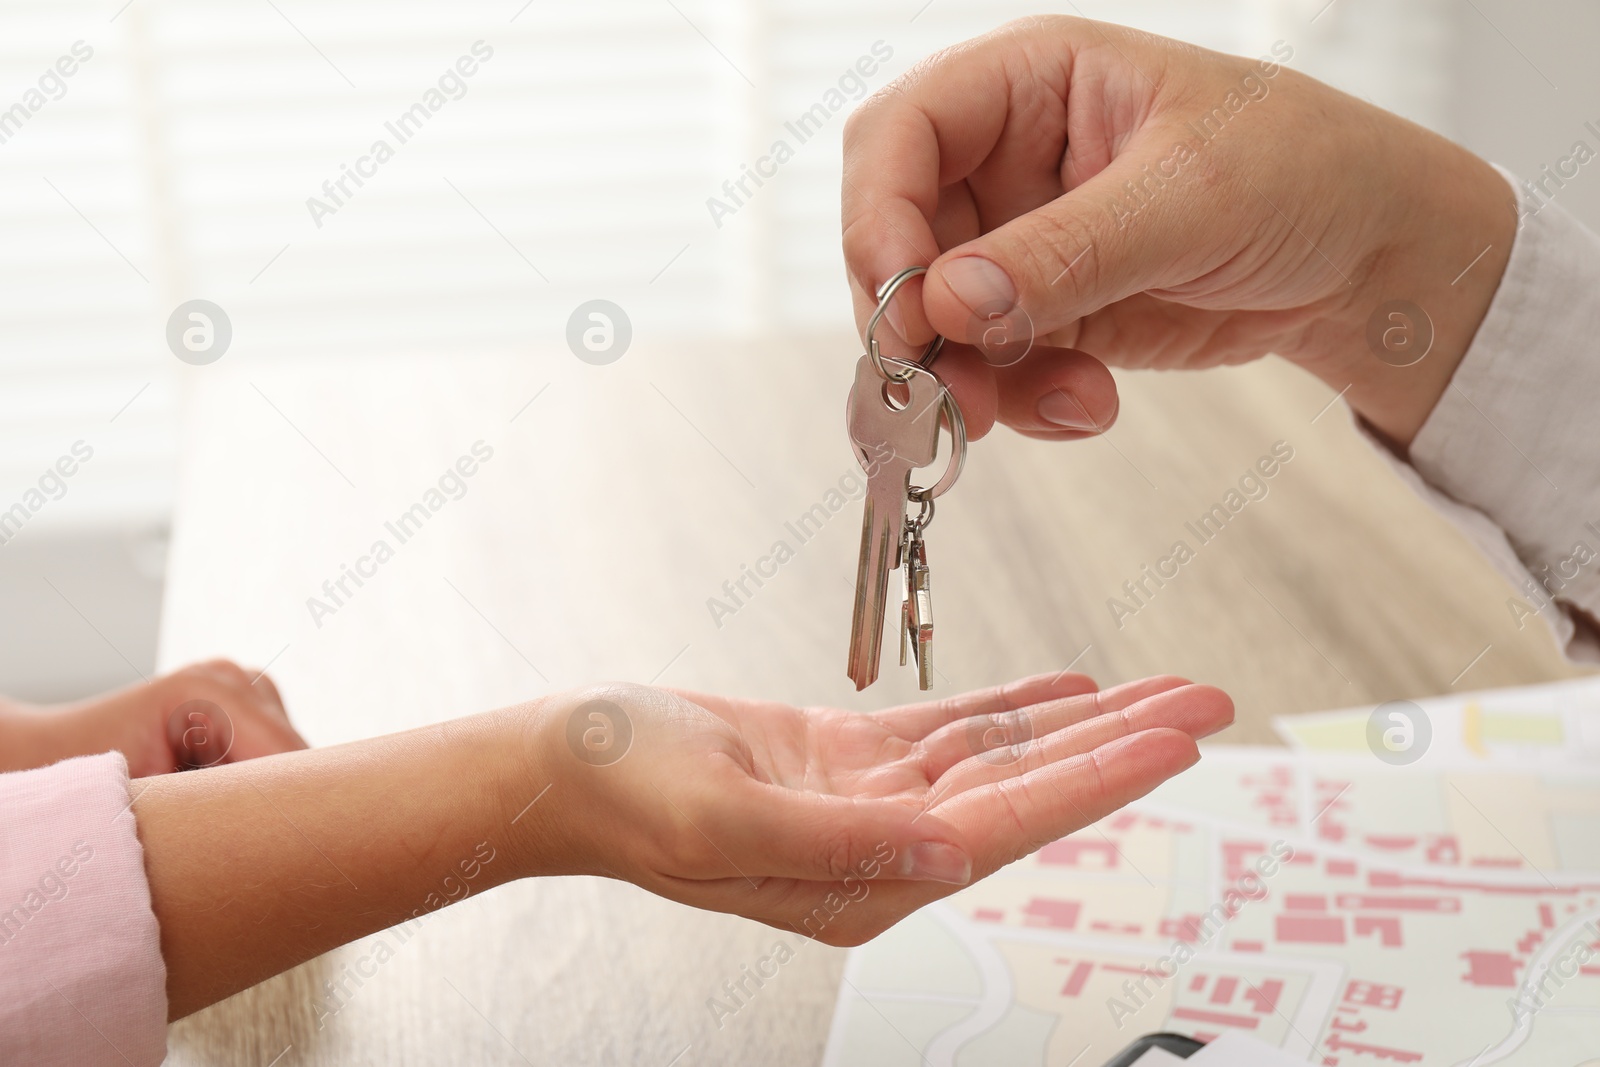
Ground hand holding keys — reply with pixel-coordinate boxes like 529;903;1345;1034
847;266;966;691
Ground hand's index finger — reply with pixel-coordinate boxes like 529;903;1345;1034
841;166;939;349
841;50;1021;346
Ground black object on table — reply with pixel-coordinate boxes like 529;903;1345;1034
1101;1032;1206;1065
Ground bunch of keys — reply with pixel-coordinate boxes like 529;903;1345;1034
847;266;967;691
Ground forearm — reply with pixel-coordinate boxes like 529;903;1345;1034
0;699;121;772
0;701;51;772
135;703;550;1019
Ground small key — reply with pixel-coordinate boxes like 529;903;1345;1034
898;521;913;668
904;527;934;689
847;355;943;690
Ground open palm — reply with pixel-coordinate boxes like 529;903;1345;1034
548;671;1231;945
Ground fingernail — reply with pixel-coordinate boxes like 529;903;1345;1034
1037;391;1101;431
905;842;973;885
940;256;1015;315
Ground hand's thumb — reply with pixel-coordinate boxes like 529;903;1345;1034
922;141;1210;346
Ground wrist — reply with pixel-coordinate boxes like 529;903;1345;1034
1293;129;1515;452
491;695;585;880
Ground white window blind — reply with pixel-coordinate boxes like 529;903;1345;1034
0;0;171;531
0;0;1453;537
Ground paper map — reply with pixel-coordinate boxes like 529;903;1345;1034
822;682;1600;1067
1274;677;1600;768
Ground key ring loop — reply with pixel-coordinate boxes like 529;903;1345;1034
908;388;967;504
866;266;943;382
905;494;935;534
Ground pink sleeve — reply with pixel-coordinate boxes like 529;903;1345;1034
0;752;168;1066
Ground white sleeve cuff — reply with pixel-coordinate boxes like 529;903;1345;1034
1358;166;1600;662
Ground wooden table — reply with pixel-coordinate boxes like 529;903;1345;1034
161;340;1579;1065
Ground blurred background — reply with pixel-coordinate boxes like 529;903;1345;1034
1;0;1596;701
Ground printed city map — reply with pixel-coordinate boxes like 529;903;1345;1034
823;680;1600;1067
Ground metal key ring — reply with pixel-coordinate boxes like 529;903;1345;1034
906;494;935;534
866;266;942;382
908;388;967;503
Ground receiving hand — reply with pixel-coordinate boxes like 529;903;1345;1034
841;16;1514;449
1;659;308;776
518;671;1231;944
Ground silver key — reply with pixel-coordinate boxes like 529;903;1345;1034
847;355;942;690
898;521;913;668
904;526;934;689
